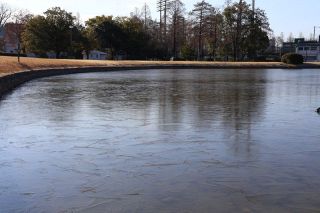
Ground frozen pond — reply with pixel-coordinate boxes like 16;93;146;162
0;69;320;212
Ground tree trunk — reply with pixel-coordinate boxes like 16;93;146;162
198;9;203;60
173;14;177;58
235;0;243;61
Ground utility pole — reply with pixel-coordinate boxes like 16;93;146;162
314;26;320;41
252;0;255;14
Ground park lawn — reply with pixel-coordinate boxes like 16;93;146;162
0;56;160;76
0;56;319;77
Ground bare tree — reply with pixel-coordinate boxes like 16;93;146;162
224;0;232;7
206;8;224;60
10;10;32;61
287;32;294;42
235;0;244;61
141;3;151;32
168;0;185;58
298;32;304;39
275;32;284;54
0;3;13;51
223;0;252;61
0;3;12;29
190;0;212;60
157;0;171;43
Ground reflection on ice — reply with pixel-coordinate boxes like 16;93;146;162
0;69;320;212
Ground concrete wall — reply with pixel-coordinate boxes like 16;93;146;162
0;66;190;99
0;67;131;99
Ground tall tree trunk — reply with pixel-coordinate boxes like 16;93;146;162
235;0;243;61
198;8;203;60
173;14;177;58
212;22;217;61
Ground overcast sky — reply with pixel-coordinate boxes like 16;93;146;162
2;0;320;39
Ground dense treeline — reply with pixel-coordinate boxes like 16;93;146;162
1;0;272;61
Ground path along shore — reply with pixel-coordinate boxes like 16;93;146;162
1;56;320;98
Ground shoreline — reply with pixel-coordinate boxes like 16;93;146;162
1;56;320;99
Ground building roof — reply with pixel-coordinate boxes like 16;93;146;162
297;43;320;47
285;38;319;43
283;38;320;47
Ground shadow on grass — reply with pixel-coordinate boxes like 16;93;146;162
18;62;34;71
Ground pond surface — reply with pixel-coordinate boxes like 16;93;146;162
0;69;320;213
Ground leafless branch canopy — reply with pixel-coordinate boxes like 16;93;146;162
0;3;13;28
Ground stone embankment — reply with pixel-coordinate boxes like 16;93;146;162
1;56;320;99
0;66;154;98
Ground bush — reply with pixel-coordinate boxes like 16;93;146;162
281;53;304;64
0;52;27;57
181;45;195;61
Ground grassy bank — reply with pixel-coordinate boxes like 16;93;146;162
2;56;320;77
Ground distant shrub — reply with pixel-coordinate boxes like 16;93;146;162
38;53;49;58
252;56;267;62
181;45;195;61
281;53;304;64
0;52;27;57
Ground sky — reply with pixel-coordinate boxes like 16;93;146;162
2;0;320;39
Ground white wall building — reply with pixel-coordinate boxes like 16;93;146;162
83;50;108;60
295;38;320;62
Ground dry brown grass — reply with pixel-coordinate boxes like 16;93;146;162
0;56;319;77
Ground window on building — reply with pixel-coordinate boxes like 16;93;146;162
311;46;317;51
304;47;310;51
298;47;303;51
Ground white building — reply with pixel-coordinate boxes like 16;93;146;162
83;50;108;60
295;38;320;62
